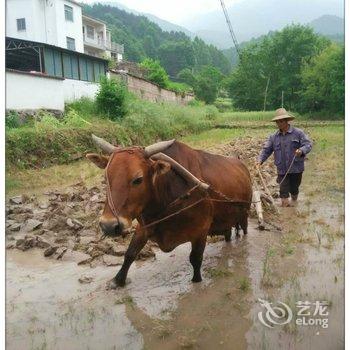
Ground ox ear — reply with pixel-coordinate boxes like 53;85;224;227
86;153;109;169
152;160;171;177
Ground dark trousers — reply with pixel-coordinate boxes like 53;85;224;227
277;172;303;198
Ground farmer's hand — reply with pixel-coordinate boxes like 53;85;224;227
295;149;303;157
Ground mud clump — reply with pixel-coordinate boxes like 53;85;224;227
6;182;155;267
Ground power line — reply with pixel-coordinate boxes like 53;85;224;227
219;0;241;61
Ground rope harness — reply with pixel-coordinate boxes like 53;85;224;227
104;150;255;231
278;153;297;186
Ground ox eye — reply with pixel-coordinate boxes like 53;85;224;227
132;176;143;186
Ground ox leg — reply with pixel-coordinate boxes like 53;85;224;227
189;238;206;283
241;215;248;235
224;229;232;242
108;232;147;289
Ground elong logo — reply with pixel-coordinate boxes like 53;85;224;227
257;298;329;329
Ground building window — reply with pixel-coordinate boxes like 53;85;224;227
86;25;94;39
66;37;76;51
64;5;73;21
16;18;26;31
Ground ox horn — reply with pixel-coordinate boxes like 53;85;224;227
91;134;117;154
144;139;176;157
151;152;210;191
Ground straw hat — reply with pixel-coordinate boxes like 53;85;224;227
271;108;295;122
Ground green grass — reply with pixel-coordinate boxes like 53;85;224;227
6;95;219;169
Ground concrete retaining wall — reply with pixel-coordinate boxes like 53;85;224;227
110;71;194;105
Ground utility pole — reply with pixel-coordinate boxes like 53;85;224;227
281;90;284;108
263;76;270;111
219;0;240;61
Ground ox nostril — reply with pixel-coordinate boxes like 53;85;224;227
99;220;120;236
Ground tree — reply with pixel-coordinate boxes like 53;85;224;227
139;58;169;88
193;66;223;104
226;25;330;111
299;44;344;114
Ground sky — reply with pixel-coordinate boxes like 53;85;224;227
79;0;240;25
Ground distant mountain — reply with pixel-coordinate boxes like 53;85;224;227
95;1;195;37
182;0;344;48
309;15;344;37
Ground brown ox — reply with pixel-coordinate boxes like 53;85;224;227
87;136;252;289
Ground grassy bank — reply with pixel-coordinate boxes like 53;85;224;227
6;95;219;169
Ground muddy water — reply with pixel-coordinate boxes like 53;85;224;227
7;207;343;350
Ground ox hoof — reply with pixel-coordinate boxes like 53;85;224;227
106;277;125;290
192;275;202;283
225;233;232;242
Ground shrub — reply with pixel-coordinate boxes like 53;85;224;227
5;111;21;129
96;76;127;120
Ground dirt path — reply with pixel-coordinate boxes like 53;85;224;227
6;128;344;350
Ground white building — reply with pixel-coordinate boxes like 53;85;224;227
6;0;124;60
83;15;124;61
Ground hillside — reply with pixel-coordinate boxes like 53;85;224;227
182;0;344;48
98;1;195;38
82;3;231;76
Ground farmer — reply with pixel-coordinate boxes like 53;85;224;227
256;108;312;207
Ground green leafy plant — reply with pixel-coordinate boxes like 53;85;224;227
96;76;127;120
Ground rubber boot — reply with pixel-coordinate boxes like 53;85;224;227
281;198;290;207
290;194;298;207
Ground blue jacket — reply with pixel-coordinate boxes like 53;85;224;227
258;125;312;175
